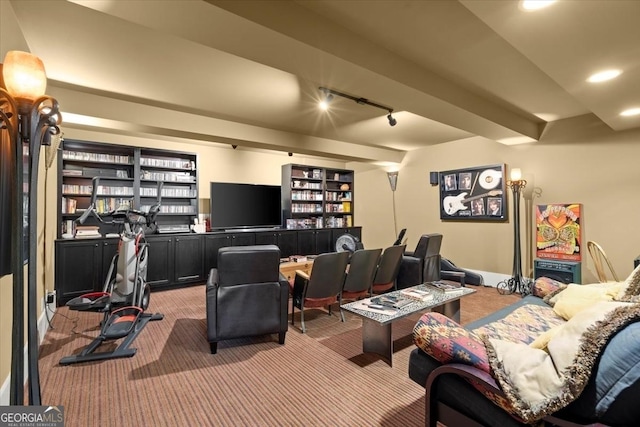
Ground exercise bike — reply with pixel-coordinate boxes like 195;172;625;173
60;177;164;365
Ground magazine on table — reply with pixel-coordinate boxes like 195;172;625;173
427;281;464;295
400;288;434;301
370;295;413;309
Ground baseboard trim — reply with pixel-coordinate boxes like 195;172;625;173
0;297;56;405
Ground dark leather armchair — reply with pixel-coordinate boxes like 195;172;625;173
397;234;443;288
206;245;289;354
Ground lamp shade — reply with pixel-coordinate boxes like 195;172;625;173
2;51;47;104
510;168;522;181
387;171;398;191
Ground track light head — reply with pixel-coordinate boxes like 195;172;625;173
232;145;237;149
318;86;398;126
288;152;293;157
319;89;333;111
387;112;397;127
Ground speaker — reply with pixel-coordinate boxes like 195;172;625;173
534;259;581;284
429;171;439;186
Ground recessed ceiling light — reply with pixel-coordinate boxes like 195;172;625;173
587;69;622;83
521;0;556;11
620;108;640;117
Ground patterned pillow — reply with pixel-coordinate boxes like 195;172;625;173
412;312;490;373
532;276;564;298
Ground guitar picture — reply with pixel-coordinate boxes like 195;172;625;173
443;190;503;215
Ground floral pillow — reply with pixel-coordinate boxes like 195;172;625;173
412;312;490;373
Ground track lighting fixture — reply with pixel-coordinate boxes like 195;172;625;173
288;152;293;157
232;145;237;149
318;87;398;127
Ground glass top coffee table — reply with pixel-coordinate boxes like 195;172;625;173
341;283;475;366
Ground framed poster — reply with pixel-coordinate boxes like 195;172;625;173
535;203;582;261
439;164;507;221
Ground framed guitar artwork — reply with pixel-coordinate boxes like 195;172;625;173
438;164;507;222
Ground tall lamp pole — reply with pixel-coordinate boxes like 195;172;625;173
497;168;532;296
1;51;62;405
387;171;399;238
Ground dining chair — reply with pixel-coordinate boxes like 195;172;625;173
371;244;406;295
290;251;350;333
587;240;619;282
339;248;382;321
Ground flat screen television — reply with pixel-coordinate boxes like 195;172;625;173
210;182;282;230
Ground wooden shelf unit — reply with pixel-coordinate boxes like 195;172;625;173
58;140;198;237
281;164;354;229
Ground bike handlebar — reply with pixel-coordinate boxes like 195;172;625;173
76;176;163;229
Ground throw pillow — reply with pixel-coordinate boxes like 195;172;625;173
551;283;622;320
412;312;490;373
616;263;640;301
532;277;564;298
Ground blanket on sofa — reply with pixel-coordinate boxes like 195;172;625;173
485;300;640;424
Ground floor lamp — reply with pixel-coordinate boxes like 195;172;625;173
497;168;532;296
1;51;62;405
387;171;398;238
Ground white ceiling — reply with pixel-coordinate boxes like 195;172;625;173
4;0;640;163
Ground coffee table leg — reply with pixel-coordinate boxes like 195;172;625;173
362;318;393;366
433;299;461;322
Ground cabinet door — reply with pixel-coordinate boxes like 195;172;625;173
255;232;277;246
231;233;255;247
100;239;120;290
204;234;232;271
174;235;204;284
146;236;174;288
276;230;298;258
297;230;316;255
315;229;333;254
55;240;102;305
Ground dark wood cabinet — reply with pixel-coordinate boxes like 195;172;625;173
203;232;256;272
146;234;204;288
55;239;104;305
173;234;204;283
55;227;361;304
297;229;332;255
255;230;298;257
145;235;174;288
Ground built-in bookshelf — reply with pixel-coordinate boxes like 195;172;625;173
281;164;354;229
58;140;198;238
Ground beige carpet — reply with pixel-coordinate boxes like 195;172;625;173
37;285;518;427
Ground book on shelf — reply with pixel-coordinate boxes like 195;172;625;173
75;225;101;238
428;281;464;294
401;288;434;301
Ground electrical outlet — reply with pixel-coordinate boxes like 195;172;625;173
46;292;55;304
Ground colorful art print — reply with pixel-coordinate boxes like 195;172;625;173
439;164;507;222
536;204;581;261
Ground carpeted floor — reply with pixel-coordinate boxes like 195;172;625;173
37;284;518;426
